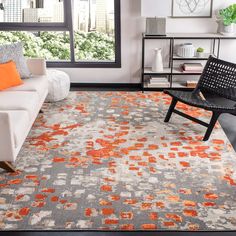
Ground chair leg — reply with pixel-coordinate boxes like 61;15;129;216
164;98;178;123
0;161;16;172
203;112;221;141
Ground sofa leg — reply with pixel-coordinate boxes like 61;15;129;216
0;161;16;172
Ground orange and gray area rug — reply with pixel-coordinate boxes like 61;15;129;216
0;91;236;231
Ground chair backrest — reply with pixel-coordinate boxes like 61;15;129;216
197;56;236;100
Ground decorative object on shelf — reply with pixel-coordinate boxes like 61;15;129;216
216;20;224;34
152;48;164;72
177;43;195;58
141;0;172;36
215;15;224;34
196;47;205;57
181;63;203;73
146;18;167;36
219;4;236;36
186;80;198;88
172;0;213;18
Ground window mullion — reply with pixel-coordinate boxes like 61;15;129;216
66;0;75;63
114;0;121;66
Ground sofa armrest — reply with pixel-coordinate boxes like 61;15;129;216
0;112;15;162
27;58;47;76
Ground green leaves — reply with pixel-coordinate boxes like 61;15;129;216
0;31;115;61
219;4;236;26
197;47;204;53
74;31;115;61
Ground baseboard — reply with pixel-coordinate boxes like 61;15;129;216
71;83;141;90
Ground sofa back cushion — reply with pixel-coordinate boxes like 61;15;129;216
0;60;23;90
0;42;31;78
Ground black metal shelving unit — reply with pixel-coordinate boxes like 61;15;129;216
141;33;236;92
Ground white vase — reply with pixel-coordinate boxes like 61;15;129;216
196;52;205;58
177;43;195;58
221;23;235;36
152;48;163;72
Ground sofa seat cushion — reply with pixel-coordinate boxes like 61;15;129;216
5;110;30;148
0;91;39;120
6;75;48;99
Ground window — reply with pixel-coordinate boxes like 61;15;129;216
0;0;121;68
0;0;64;23
73;0;115;62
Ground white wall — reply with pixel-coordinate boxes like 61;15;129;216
62;0;236;84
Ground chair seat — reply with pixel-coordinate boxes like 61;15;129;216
164;90;236;112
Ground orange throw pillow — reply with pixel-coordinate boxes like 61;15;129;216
0;60;23;90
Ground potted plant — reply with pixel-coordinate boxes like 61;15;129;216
196;47;205;58
219;4;236;35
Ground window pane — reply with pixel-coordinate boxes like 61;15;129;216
0;31;70;61
73;0;115;61
0;0;64;23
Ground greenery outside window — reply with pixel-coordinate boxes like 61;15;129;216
0;0;121;68
0;31;71;61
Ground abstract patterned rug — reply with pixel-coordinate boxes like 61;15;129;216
0;91;236;231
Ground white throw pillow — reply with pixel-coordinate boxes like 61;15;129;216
0;42;31;78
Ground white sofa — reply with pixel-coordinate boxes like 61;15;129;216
0;59;48;171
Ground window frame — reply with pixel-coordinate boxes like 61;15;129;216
0;0;121;68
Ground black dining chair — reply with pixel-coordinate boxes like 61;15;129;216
164;56;236;141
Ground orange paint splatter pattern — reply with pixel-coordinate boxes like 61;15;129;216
0;91;235;230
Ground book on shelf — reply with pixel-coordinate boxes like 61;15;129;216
186;80;198;88
147;82;170;88
181;63;203;73
149;77;168;83
183;63;203;70
145;77;170;88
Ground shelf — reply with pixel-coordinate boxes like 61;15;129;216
144;85;170;89
172;82;189;88
144;67;171;75
167;33;236;39
141;33;236;91
172;68;202;75
143;87;194;91
173;54;213;60
143;33;236;40
144;67;202;75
